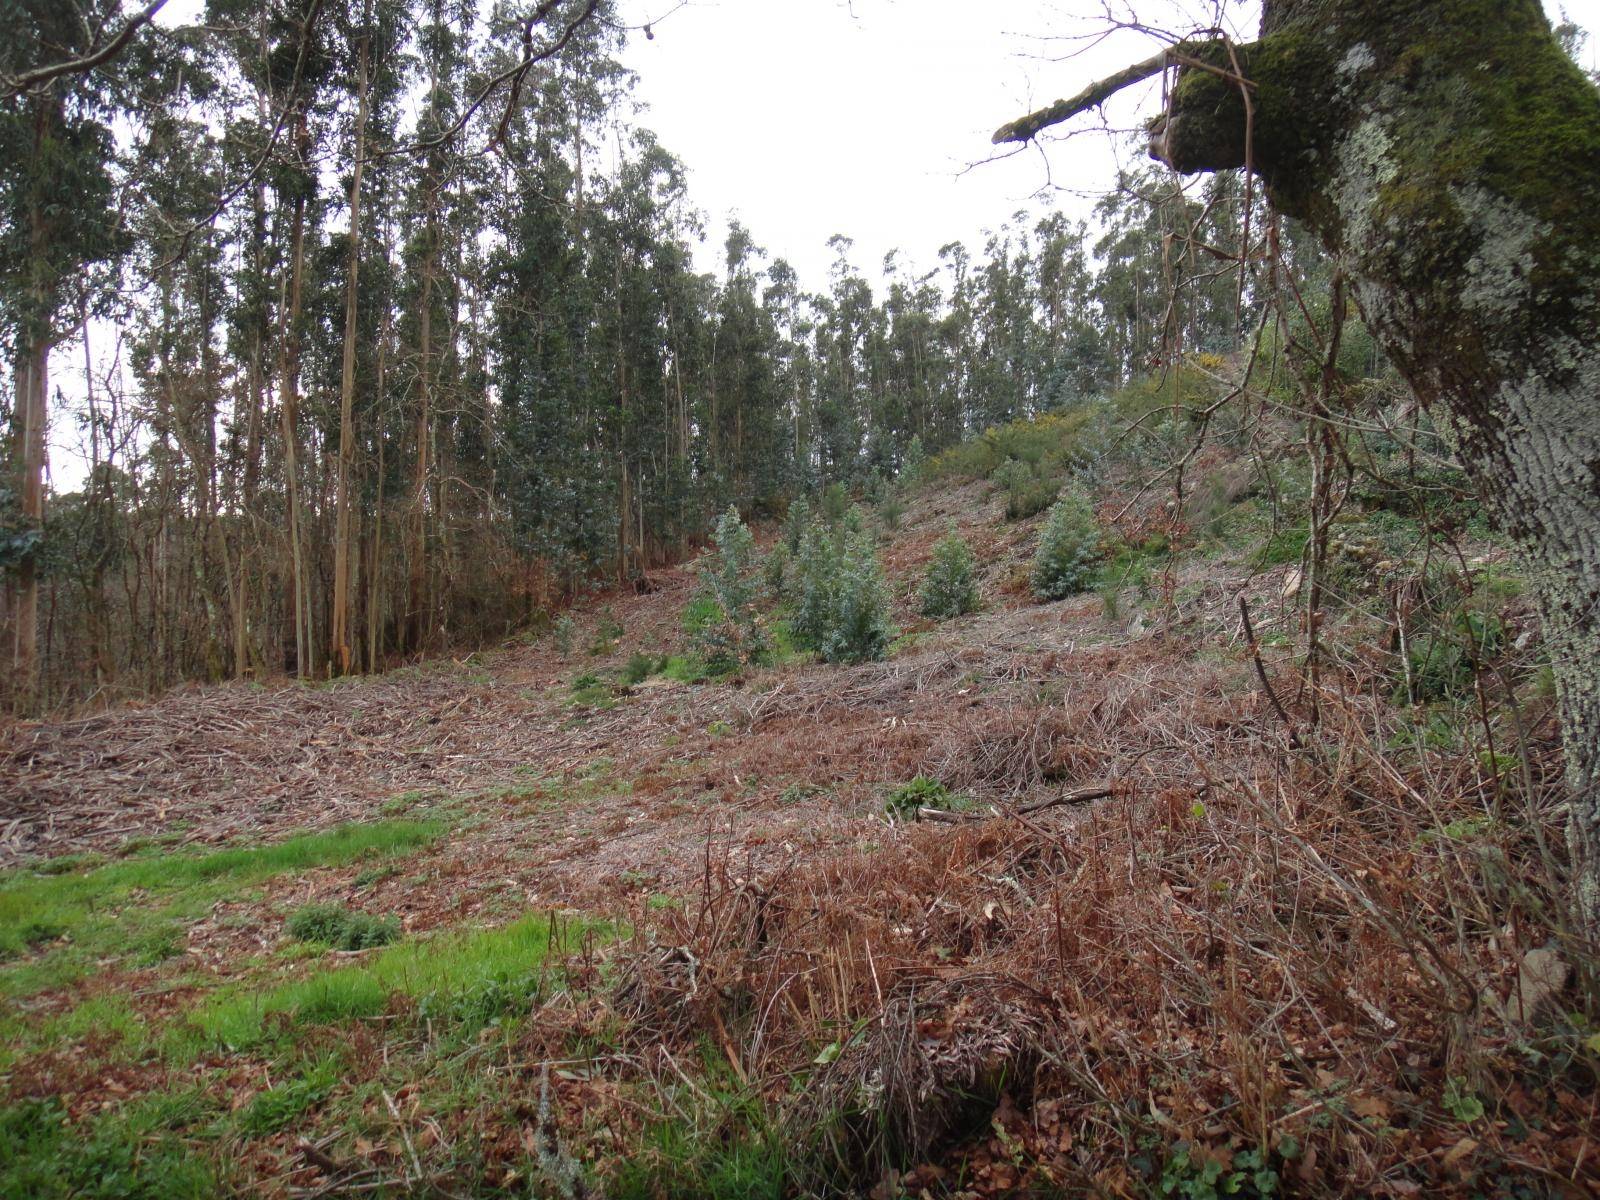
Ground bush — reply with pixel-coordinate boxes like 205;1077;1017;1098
1032;491;1102;601
762;543;788;598
286;903;400;951
821;481;850;524
901;434;926;485
919;527;979;619
688;506;766;671
884;777;968;819
783;495;812;556
992;459;1059;521
621;653;655;687
553;614;575;656
821;509;893;665
789;509;893;664
790;521;839;653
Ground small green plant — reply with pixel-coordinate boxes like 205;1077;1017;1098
553;614;576;656
919;525;979;619
1159;1143;1279;1199
993;458;1059;520
1442;1076;1485;1122
689;506;767;671
821;481;850;523
285;903;400;952
884;776;967;819
821;509;893;664
901;434;926;484
1031;490;1102;601
790;520;839;653
590;610;624;656
621;652;656;687
762;543;788;597
878;492;905;530
783;494;812;556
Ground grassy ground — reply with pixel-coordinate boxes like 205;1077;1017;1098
1;415;1593;1197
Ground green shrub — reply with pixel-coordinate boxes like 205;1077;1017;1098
553;614;575;656
884;777;967;819
590;610;624;655
790;521;839;653
762;543;788;597
1032;490;1102;601
821;510;892;665
621;653;656;687
901;434;926;485
286;903;400;952
992;459;1059;521
821;481;850;524
783;495;812;556
689;507;767;671
919;526;979;619
879;492;905;530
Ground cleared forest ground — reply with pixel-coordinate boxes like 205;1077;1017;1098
0;474;1591;1199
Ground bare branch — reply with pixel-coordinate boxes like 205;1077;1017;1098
4;0;170;96
992;47;1171;144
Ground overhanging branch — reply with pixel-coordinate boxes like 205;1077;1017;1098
992;48;1172;144
4;0;170;96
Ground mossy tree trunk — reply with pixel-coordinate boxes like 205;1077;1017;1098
1147;0;1600;937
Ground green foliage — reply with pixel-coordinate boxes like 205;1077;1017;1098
1442;1077;1486;1123
1031;491;1102;601
762;543;789;597
919;526;979;619
607;1055;787;1200
285;902;401;951
821;482;850;524
901;434;926;484
820;511;893;665
193;912;600;1051
790;521;839;653
783;495;812;556
789;511;893;664
621;652;657;687
236;1053;341;1134
992;458;1060;520
926;408;1103;485
553;615;576;656
1159;1144;1279;1199
0;1094;215;1200
689;507;767;671
591;611;624;655
884;776;968;819
0;821;443;978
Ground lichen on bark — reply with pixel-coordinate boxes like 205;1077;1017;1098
1154;0;1600;937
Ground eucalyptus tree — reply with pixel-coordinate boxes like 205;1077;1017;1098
0;0;132;707
995;0;1600;935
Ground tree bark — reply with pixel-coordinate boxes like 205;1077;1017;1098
332;29;370;675
1140;1;1600;936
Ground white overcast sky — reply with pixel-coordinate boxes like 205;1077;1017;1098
616;0;1599;283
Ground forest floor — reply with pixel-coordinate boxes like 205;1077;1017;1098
1;470;1593;1199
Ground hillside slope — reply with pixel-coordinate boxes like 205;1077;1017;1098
0;457;1589;1199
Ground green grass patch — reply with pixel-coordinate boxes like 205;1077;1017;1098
0;819;445;996
0;1090;218;1199
191;911;604;1051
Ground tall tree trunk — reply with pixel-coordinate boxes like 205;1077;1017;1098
11;335;48;711
1140;0;1600;935
332;29;370;675
277;168;311;678
10;98;58;713
408;189;437;654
